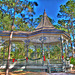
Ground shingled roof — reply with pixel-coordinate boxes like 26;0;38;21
36;9;55;29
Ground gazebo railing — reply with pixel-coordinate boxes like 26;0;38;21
0;58;43;67
27;58;43;66
0;59;26;66
49;59;62;64
0;59;63;67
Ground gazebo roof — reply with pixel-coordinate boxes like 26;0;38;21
0;10;71;41
36;9;55;29
34;10;65;34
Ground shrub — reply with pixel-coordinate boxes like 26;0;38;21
70;57;75;65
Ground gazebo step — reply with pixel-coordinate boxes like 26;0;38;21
0;65;47;72
0;65;47;69
26;66;47;69
51;67;63;72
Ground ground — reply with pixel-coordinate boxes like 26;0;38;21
0;71;75;75
0;72;47;75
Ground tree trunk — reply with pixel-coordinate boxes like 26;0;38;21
5;35;12;75
5;7;15;75
5;0;20;74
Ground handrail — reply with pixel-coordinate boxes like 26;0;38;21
1;57;42;61
47;59;51;73
49;59;62;64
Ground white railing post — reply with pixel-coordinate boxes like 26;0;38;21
47;59;51;74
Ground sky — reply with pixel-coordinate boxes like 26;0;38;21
29;0;69;24
28;0;74;41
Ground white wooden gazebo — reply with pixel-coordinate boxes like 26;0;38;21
0;10;71;66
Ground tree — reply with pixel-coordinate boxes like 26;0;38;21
57;0;75;57
0;11;12;30
57;20;71;33
0;0;38;74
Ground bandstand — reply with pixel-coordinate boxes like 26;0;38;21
0;10;72;72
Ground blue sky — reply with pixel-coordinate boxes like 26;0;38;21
29;0;69;24
29;0;74;41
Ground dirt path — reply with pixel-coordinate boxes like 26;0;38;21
0;72;48;75
0;72;75;75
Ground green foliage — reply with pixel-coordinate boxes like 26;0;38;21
48;45;61;59
13;42;25;59
70;57;75;65
57;0;75;57
0;42;62;60
57;0;75;34
0;0;38;31
0;11;12;30
0;42;26;59
0;45;8;59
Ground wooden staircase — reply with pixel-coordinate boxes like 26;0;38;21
50;64;63;72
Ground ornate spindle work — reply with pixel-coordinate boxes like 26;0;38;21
39;36;46;65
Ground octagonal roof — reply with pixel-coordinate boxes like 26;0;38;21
36;9;55;29
0;10;71;42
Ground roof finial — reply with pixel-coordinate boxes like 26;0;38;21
44;9;46;14
44;9;45;12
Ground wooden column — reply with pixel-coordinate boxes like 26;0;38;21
27;44;29;59
39;36;46;65
65;41;67;58
61;35;64;61
42;41;44;65
24;43;26;58
74;40;75;57
73;40;75;58
48;45;50;59
14;44;16;58
34;45;37;59
66;40;69;57
25;44;29;63
3;43;5;60
61;36;67;72
25;39;30;63
34;45;37;63
46;44;50;59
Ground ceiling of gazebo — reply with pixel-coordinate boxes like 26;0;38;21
0;10;71;43
29;34;61;44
